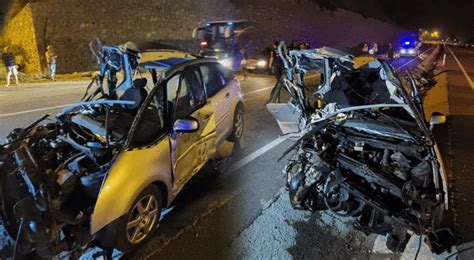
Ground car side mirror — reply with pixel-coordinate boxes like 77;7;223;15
173;117;199;133
429;112;446;130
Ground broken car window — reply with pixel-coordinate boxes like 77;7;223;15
129;83;166;147
173;71;206;120
200;64;226;97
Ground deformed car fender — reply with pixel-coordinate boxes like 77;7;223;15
90;137;173;235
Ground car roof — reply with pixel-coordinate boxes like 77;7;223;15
138;49;199;70
139;56;220;78
316;46;364;58
140;58;193;70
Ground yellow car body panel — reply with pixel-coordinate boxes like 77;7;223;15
90;137;172;235
90;74;243;236
353;55;376;69
140;50;196;63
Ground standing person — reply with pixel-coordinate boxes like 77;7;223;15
45;45;57;81
2;47;19;87
305;41;311;49
362;41;369;53
238;47;249;81
369;42;378;55
267;41;284;104
386;42;395;60
298;41;307;50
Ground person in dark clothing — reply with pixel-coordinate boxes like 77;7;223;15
362;41;369;53
386;42;395;60
239;47;249;81
298;41;307;50
267;41;285;103
2;47;19;87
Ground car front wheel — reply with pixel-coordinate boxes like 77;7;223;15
228;104;244;142
115;185;163;254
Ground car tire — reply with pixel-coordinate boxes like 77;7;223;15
115;185;163;254
228;103;244;142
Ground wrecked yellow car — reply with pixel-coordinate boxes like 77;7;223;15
0;42;243;257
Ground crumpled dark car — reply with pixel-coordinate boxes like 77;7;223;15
267;43;456;254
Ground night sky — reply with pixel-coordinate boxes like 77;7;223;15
0;0;473;41
377;0;474;41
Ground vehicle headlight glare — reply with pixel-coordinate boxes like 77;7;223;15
400;49;407;54
408;49;415;54
219;58;233;68
257;60;267;67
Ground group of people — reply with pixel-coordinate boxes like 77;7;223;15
362;41;378;55
362;41;396;59
1;45;57;87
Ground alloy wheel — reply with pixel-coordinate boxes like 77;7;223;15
126;195;159;244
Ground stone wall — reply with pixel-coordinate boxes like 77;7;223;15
2;3;42;74
3;0;406;73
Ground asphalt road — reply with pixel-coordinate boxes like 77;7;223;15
440;46;474;254
1;46;473;259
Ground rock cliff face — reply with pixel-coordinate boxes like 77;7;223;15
2;4;42;74
2;0;405;73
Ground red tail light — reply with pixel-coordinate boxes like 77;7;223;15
200;41;208;48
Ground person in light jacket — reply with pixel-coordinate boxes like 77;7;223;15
46;45;58;81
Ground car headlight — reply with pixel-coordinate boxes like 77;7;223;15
408;49;415;54
400;49;407;54
257;60;267;67
219;58;233;68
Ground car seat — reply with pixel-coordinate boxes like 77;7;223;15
120;78;148;110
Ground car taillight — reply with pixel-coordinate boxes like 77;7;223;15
200;41;208;48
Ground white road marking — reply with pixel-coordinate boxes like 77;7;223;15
448;46;474;90
243;86;273;97
395;47;434;70
0;104;71;118
228;136;288;173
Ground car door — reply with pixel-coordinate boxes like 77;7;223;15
168;69;215;193
199;63;234;145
